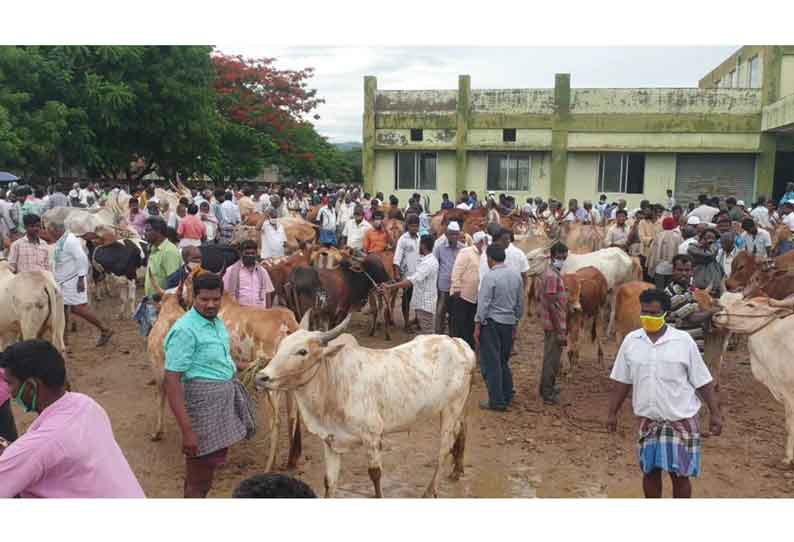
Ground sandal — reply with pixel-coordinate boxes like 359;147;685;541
96;329;114;347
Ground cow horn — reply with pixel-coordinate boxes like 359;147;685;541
299;309;312;330
319;313;351;345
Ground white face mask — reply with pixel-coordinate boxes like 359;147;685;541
552;259;565;270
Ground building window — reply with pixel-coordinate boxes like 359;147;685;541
729;69;737;88
749;56;762;89
503;128;517;142
486;153;531;192
598;153;645;194
395;151;437;190
410;128;423;142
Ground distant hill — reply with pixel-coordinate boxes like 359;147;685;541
333;142;362;151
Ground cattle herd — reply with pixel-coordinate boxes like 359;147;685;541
4;183;794;497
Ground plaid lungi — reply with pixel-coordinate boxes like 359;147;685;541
184;379;257;457
638;416;701;478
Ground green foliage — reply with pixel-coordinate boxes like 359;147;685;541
0;45;355;184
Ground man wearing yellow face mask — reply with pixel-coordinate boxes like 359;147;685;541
606;288;722;498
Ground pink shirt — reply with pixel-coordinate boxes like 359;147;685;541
0;392;145;498
222;264;274;309
177;214;207;241
0;369;9;405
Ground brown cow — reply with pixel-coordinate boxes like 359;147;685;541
744;267;794;300
613;281;655;346
382;218;404;249
147;280;301;471
725;250;794;291
261;250;312;306
562;266;608;374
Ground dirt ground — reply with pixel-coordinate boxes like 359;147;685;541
12;290;794;498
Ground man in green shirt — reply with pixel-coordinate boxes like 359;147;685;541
163;272;256;498
144;217;183;297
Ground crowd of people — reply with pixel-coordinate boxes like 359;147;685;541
3;174;794;499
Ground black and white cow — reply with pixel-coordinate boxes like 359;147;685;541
88;238;149;319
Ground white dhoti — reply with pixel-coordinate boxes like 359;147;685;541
58;275;88;307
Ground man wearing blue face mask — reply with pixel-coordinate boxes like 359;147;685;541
538;241;569;406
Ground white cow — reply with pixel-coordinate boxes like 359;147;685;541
0;262;66;353
256;311;476;498
713;295;794;466
526;246;639;336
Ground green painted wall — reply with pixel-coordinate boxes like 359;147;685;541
465;151;551;200
564;152;675;209
373;150;456;210
363;76;377;195
780;55;794;99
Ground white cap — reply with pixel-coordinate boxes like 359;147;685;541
447;221;461;232
686;216;701;225
737;200;746;207
472;231;488;245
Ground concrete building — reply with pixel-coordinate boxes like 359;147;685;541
362;46;794;210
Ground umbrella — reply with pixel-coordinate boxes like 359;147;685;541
0;171;20;182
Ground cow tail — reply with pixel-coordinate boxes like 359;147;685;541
590;313;597;344
43;281;67;353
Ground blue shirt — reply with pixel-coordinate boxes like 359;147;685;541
441;200;454;210
475;263;524;326
164;308;236;382
433;240;464;292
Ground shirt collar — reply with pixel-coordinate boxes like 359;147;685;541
637;325;676;345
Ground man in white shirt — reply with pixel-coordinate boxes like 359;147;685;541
317;197;337;247
341;205;371;252
666;189;676;211
257;190;271;214
678;223;699;255
782;201;794;233
259;209;287;260
750;198;772;229
383;234;438;334
393;215;421;329
336;194;356;239
740;218;772;261
49;221;113;347
688;195;719;224
607;287;722;499
456;198;471;211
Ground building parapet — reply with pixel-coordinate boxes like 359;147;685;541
570;88;762;115
762;93;794;132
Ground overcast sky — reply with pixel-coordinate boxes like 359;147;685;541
216;46;738;143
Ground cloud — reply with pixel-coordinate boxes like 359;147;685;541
216;46;738;143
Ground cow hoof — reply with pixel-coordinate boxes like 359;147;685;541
448;470;463;482
150;432;163;442
779;459;794;471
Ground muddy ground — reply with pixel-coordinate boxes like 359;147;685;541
11;291;794;498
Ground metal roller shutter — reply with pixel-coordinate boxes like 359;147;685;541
674;154;756;207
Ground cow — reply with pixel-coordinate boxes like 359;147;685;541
0;262;66;354
713;296;794;467
310;246;345;270
255;310;475;498
563;266;608;374
725;250;794;292
527;246;637;337
262;249;312;306
613;281;655;347
742;264;794;301
146;277;301;472
560;223;606;254
382;218;404;248
286;253;393;339
88;237;149;319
